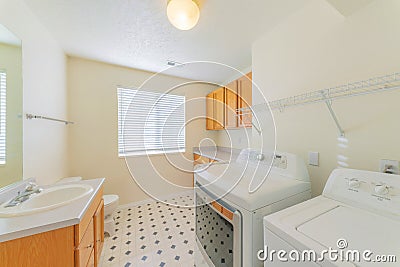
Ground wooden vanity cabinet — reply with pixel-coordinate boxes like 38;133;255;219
0;186;104;267
75;219;95;267
94;199;104;267
75;187;104;267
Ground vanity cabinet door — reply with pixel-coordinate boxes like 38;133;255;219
75;219;95;267
0;226;75;267
87;249;95;267
74;186;103;267
94;199;104;266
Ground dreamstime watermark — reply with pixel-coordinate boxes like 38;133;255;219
257;238;397;264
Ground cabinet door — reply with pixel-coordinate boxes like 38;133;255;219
238;73;252;128
0;226;75;267
75;219;94;267
224;80;238;128
87;250;95;267
206;92;214;130
94;199;104;267
213;87;225;130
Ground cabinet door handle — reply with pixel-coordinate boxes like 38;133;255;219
74;243;93;251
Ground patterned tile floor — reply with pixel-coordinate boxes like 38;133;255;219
99;192;196;267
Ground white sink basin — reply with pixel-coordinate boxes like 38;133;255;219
0;184;93;217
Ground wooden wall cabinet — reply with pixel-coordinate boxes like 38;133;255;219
238;72;253;128
224;80;238;129
206;87;225;130
206;92;214;130
206;72;252;130
0;186;104;267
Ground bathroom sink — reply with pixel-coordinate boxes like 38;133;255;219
0;184;93;217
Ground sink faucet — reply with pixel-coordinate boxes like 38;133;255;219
4;182;43;208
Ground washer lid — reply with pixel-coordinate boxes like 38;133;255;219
297;206;400;263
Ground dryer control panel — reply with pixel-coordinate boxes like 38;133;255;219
323;168;400;216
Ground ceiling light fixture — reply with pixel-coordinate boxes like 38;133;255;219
167;0;200;31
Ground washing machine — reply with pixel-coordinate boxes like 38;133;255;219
194;149;311;267
263;168;400;266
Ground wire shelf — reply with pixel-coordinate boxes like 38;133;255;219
248;72;400;112
237;72;400;137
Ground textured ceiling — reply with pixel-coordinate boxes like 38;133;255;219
22;0;312;83
22;0;374;83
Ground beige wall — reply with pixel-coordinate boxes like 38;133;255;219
0;0;68;185
0;43;23;187
219;0;400;196
67;57;218;204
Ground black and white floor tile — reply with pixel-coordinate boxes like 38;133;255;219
99;192;195;267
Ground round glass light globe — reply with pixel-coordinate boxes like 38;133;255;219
167;0;200;30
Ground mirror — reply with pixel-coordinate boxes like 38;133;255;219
0;24;23;188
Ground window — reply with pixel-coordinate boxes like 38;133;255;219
0;71;6;164
117;88;185;156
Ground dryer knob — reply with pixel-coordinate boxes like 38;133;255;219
374;185;389;195
348;179;361;188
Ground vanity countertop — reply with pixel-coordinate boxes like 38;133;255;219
193;146;241;162
0;178;104;242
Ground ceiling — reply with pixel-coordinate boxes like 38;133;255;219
325;0;375;17
0;24;21;46
22;0;374;83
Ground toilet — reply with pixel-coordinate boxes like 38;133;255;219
57;177;119;236
103;194;119;236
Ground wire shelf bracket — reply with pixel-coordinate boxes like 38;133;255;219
323;95;345;137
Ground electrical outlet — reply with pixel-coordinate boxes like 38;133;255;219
308;152;319;166
379;159;400;174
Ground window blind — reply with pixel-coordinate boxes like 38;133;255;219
0;72;6;164
117;88;185;156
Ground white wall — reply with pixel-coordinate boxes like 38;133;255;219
0;0;68;185
67;57;218;204
221;0;400;196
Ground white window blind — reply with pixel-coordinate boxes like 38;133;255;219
0;72;6;164
117;88;185;156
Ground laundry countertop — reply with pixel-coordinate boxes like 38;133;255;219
0;178;104;242
193;146;241;162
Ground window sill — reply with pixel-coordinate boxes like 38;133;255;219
119;149;185;158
